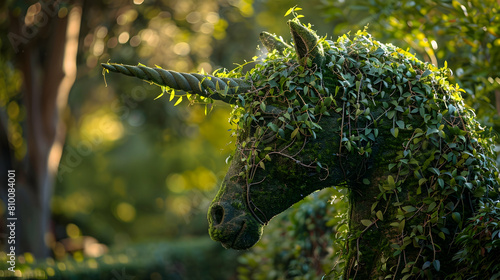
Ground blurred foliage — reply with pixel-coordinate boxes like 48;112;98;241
320;0;500;129
0;237;240;279
0;58;24;161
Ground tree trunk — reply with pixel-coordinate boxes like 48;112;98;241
2;2;81;258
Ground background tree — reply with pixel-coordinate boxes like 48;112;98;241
1;0;82;258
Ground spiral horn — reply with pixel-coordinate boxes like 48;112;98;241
102;63;251;103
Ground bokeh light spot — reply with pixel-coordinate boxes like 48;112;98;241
166;173;187;193
66;223;81;238
46;267;55;277
173;42;190;56
116;202;136;222
118;32;130;44
166;196;191;216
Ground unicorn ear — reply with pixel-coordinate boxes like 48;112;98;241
287;19;325;67
259;31;291;53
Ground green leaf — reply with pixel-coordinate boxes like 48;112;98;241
169;89;175;101
387;175;395;188
418;178;427;186
155;92;164;100
433;260;440;272
376;210;384;221
291;127;299;139
452;212;461;223
417;225;424;233
403;206;417;212
390;222;400;227
278;128;285;138
268;122;278;132
238;94;245;106
260;102;266;112
259;161;265;170
398;219;406;232
174;96;183;106
373;47;385;57
438;232;445;240
428;167;440;176
427;202;437;212
438;178;444;188
361;219;372;227
421;69;432;79
324;96;333;107
391;127;399;138
426;127;439;136
284;6;302;16
448;104;456;114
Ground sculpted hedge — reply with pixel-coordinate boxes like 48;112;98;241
103;14;500;279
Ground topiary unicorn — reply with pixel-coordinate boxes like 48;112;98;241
102;15;500;279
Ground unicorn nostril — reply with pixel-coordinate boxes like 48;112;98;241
212;205;225;225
